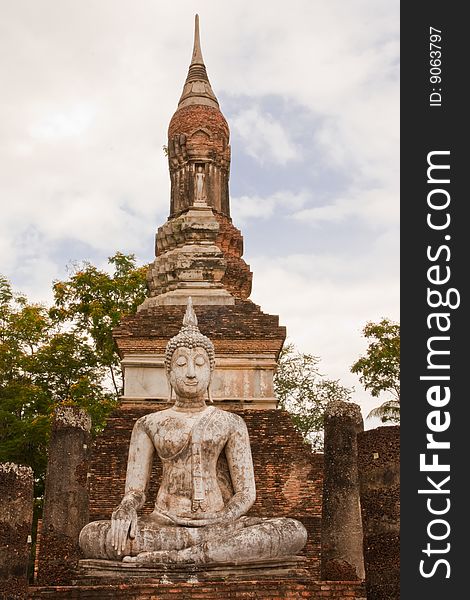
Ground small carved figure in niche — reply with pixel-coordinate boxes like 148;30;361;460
79;298;307;565
194;165;207;205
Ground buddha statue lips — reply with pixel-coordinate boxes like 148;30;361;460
79;298;307;565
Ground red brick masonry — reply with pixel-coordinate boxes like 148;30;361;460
28;579;366;599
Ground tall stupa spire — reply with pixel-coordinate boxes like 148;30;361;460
114;12;283;412
178;15;219;109
191;14;204;65
142;15;252;308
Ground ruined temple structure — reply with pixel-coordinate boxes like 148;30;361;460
29;16;368;599
118;16;267;407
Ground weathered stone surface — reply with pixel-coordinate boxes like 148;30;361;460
37;407;91;585
358;426;400;600
214;212;252;300
77;555;308;582
0;462;33;600
145;209;252;304
144;207;233;307
321;401;364;580
80;301;307;566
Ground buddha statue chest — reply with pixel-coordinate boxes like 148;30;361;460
141;408;231;467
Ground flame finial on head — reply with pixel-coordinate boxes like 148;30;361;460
183;296;198;328
165;297;215;372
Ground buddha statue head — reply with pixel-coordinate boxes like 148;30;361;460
165;297;215;401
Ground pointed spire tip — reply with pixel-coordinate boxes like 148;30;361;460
176;14;219;109
191;13;204;65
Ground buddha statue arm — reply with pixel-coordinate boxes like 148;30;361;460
222;419;257;519
110;418;155;555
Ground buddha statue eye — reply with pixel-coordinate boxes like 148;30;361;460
195;354;206;366
176;356;187;367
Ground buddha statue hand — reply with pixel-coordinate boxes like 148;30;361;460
111;502;138;556
168;511;228;528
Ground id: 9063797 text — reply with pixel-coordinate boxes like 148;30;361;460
429;27;442;107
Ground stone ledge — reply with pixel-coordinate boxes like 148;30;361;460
77;556;308;583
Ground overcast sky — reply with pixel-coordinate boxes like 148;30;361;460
1;0;399;424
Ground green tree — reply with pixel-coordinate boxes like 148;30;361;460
351;318;400;423
50;252;148;398
0;276;51;481
0;267;134;494
1;254;147;492
274;342;352;450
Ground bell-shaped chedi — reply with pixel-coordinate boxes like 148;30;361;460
114;16;284;408
143;15;251;307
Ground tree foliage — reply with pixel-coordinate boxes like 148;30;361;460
0;253;147;494
0;276;50;481
50;252;148;397
274;343;352;450
351;318;400;423
0;277;115;495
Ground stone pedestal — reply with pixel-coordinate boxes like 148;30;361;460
37;407;91;585
358;426;400;600
321;400;364;580
77;555;308;582
0;462;33;600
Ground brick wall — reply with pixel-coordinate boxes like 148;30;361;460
31;391;371;599
114;300;285;346
358;426;400;600
29;579;366;599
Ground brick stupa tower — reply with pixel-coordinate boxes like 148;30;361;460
113;15;284;409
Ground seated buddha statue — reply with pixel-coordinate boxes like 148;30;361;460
79;298;307;565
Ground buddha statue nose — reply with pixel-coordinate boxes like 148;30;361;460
186;360;196;378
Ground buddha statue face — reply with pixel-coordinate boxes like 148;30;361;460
169;345;211;400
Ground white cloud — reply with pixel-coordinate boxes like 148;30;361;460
232;190;309;223
249;250;399;423
30;104;97;140
293;186;399;228
231;107;299;165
